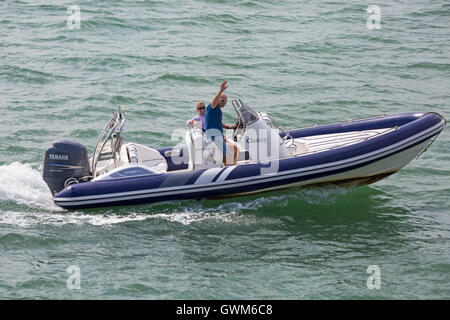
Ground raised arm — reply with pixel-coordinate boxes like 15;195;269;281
211;81;228;109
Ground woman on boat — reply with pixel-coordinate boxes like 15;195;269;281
186;101;206;131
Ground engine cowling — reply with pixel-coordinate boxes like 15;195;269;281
43;139;90;196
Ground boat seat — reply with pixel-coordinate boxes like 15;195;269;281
126;143;168;172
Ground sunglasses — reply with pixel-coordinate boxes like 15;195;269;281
197;106;205;110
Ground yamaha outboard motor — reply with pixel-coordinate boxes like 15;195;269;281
43;139;91;196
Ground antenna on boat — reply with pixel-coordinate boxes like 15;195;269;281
115;93;126;116
116;94;120;113
114;92;125;116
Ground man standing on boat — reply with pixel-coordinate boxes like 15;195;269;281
205;81;238;165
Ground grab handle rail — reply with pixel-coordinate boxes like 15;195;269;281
92;111;126;177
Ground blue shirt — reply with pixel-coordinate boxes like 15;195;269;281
205;103;223;134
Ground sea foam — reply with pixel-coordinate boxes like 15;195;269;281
0;162;60;210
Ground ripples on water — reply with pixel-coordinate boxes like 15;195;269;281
0;0;449;299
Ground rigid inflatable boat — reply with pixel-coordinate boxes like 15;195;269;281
43;99;445;209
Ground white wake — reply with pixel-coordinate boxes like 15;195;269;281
0;162;60;210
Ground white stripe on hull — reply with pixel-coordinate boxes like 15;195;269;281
194;167;223;185
215;166;235;182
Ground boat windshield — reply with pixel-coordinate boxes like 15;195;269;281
232;99;259;126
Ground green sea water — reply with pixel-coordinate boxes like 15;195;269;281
0;0;449;299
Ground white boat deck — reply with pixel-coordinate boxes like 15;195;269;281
293;127;396;155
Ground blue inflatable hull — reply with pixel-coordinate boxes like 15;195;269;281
54;112;445;209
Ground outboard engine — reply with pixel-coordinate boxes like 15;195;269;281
43;139;91;196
